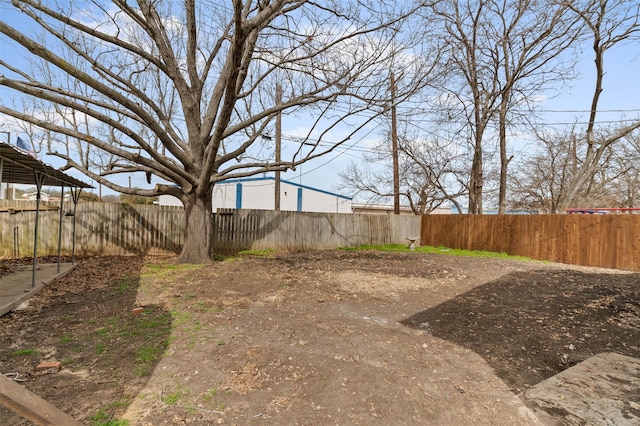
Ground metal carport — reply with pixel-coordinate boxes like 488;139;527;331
0;143;93;287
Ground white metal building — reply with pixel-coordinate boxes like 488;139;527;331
157;177;352;213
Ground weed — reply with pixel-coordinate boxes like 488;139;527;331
61;333;74;344
162;386;189;405
95;327;109;337
90;399;131;426
11;348;39;357
203;389;225;411
96;343;107;354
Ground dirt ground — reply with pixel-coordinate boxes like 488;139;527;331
1;250;639;425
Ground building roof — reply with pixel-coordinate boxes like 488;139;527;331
0;143;92;188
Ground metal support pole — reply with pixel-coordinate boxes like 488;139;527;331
0;158;3;199
275;83;282;211
32;173;44;288
57;184;65;273
71;188;82;265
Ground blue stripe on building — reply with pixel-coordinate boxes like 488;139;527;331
235;183;242;209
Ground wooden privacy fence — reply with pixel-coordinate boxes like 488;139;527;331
0;202;421;256
0;202;185;257
421;214;640;272
212;209;420;253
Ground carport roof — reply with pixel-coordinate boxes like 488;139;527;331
0;143;92;188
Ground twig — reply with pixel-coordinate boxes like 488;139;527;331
3;372;29;382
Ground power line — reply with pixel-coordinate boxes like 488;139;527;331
295;127;379;179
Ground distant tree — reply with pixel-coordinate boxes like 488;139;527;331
78;191;100;202
0;0;426;262
553;0;640;211
101;194;121;203
121;194;157;205
339;123;467;214
597;134;640;208
430;0;580;214
508;129;640;212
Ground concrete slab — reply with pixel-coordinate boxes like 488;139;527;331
522;352;640;425
0;262;75;316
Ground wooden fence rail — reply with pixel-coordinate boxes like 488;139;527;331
421;214;640;272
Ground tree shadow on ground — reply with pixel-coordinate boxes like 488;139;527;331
0;256;172;425
401;269;640;393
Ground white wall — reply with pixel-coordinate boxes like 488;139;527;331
157;177;352;214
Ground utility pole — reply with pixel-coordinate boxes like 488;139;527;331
390;72;400;215
275;83;282;211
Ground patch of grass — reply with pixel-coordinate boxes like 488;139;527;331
162;385;189;405
238;249;276;257
88;308;171;374
61;333;74;344
340;244;533;261
202;388;225;411
141;263;204;280
133;340;169;376
11;348;39;357
110;277;138;295
96;342;107;354
90;397;132;426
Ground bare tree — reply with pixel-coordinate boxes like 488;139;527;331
491;0;581;213
595;133;640;208
339;123;467;214
554;0;640;211
0;0;426;262
431;0;580;214
509;129;586;213
508;128;640;212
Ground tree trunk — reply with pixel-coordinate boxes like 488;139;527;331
468;125;484;215
497;97;510;215
178;187;214;263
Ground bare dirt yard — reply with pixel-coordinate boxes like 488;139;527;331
1;250;639;425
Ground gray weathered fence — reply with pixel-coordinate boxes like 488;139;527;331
0;202;420;256
212;208;420;253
